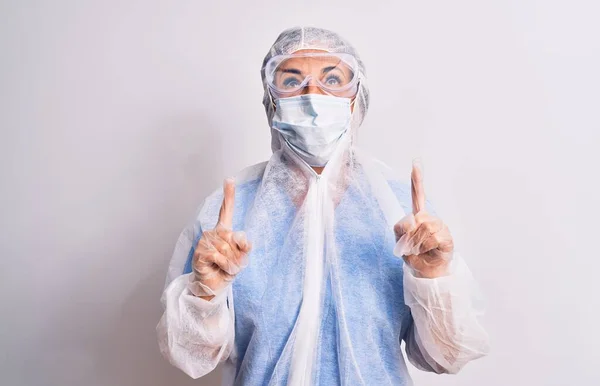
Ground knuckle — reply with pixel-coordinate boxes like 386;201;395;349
424;221;435;233
216;242;231;256
216;227;230;238
193;249;208;264
210;251;221;262
220;242;232;253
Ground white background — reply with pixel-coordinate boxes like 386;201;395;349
1;1;599;385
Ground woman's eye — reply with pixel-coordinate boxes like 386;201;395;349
282;77;301;88
324;74;342;87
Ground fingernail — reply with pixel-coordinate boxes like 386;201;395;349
232;231;244;242
412;157;424;172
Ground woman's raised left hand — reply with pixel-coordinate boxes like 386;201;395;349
394;161;454;279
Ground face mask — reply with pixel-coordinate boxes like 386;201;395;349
271;94;352;167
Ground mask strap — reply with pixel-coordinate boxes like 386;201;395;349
268;89;277;110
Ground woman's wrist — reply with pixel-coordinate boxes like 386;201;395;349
413;261;451;279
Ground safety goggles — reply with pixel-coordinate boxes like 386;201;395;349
265;52;360;99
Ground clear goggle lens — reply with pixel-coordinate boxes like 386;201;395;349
265;53;360;98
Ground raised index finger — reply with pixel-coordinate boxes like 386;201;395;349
411;159;426;214
217;178;235;229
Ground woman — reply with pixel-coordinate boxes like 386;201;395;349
157;26;489;385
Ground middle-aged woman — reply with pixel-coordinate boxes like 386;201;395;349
158;26;490;385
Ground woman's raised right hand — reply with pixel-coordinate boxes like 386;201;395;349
191;179;252;300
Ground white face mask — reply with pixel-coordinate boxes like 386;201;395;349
271;94;352;167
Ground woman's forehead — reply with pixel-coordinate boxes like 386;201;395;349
278;53;349;71
292;48;329;54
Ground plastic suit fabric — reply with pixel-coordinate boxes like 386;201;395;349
157;26;489;385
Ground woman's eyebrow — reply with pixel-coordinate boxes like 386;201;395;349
278;68;302;75
322;65;342;74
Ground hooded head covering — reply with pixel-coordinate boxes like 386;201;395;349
261;26;370;152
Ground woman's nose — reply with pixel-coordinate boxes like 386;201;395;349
303;85;326;95
302;77;326;95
